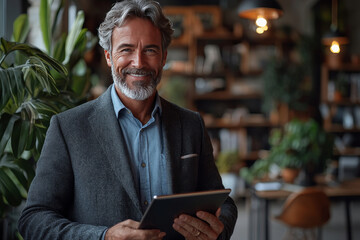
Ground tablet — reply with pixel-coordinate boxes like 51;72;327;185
138;189;231;239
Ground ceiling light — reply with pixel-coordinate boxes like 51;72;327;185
322;0;348;54
237;0;283;34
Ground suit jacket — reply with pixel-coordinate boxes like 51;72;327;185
18;86;237;240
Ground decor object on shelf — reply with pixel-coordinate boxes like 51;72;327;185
261;57;306;115
237;0;283;34
322;0;348;54
240;119;334;185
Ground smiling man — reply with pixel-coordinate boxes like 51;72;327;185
18;1;237;240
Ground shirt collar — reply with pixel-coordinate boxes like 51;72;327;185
111;84;162;118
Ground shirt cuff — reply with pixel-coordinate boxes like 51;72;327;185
100;228;108;240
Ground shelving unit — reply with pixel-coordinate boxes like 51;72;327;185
160;5;289;171
320;63;360;158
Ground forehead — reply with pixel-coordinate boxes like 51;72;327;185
112;17;162;47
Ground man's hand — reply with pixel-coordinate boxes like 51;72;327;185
105;219;166;240
172;208;224;240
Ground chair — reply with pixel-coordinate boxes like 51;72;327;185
274;187;331;240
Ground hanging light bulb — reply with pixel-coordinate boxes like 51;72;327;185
256;16;267;28
237;0;283;34
255;16;268;34
322;0;348;54
330;41;340;54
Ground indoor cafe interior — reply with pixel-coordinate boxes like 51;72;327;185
1;0;360;239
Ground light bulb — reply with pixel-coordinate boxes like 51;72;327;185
256;16;267;28
330;40;340;54
256;27;265;34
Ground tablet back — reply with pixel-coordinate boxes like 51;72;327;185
139;189;231;240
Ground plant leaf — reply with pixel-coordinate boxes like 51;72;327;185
39;0;51;54
53;34;66;63
0;69;12;111
11;119;30;159
0;114;18;154
12;14;30;43
64;10;85;64
0;38;68;76
0;167;23;206
51;0;64;36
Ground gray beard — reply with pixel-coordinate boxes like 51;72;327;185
111;64;161;100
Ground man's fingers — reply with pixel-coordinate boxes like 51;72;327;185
196;210;224;235
173;214;217;239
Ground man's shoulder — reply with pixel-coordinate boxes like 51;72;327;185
160;97;199;117
57;98;97;121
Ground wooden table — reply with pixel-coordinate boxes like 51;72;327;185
249;179;360;240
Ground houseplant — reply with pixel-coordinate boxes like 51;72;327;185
0;0;97;238
262;35;315;122
240;119;334;185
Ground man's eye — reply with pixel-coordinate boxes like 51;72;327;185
145;49;158;54
120;48;132;53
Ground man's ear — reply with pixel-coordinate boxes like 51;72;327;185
104;50;112;67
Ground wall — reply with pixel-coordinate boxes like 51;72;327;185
0;0;23;39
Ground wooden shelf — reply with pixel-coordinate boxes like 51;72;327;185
324;125;360;133
323;100;360;106
193;91;262;101
334;147;360;156
324;63;360;71
241;151;263;161
205;118;275;129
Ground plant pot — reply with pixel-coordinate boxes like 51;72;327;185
281;168;300;183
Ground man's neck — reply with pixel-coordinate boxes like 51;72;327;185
115;87;156;125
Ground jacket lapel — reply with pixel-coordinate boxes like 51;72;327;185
88;87;142;215
160;98;182;194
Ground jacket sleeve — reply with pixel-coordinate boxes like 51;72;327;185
18;116;107;240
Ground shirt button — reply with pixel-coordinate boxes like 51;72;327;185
141;162;146;168
144;200;148;206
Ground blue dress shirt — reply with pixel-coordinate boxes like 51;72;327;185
111;85;171;212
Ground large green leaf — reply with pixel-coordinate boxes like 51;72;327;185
0;69;12;111
14;157;35;185
7;67;25;108
23;56;59;95
0;167;23;206
0;65;25;112
51;0;65;36
12;14;30;43
53;34;67;63
64;10;85;64
0;114;18;154
11;119;31;159
39;0;51;54
0;38;68;76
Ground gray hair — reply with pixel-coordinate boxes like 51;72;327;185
98;0;173;52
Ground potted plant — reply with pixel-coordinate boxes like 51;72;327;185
262;35;315;123
0;0;97;238
240;119;334;185
215;151;241;198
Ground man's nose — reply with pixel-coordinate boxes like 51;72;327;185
131;51;144;68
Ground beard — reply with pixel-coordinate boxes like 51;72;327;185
111;63;162;100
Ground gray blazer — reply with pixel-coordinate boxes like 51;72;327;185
18;86;237;240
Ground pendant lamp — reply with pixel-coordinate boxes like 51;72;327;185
322;0;348;54
237;0;283;34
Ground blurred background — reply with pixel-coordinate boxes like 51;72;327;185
1;0;360;239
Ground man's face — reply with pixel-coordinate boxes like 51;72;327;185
104;17;167;100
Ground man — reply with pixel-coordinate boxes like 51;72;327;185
18;0;238;239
